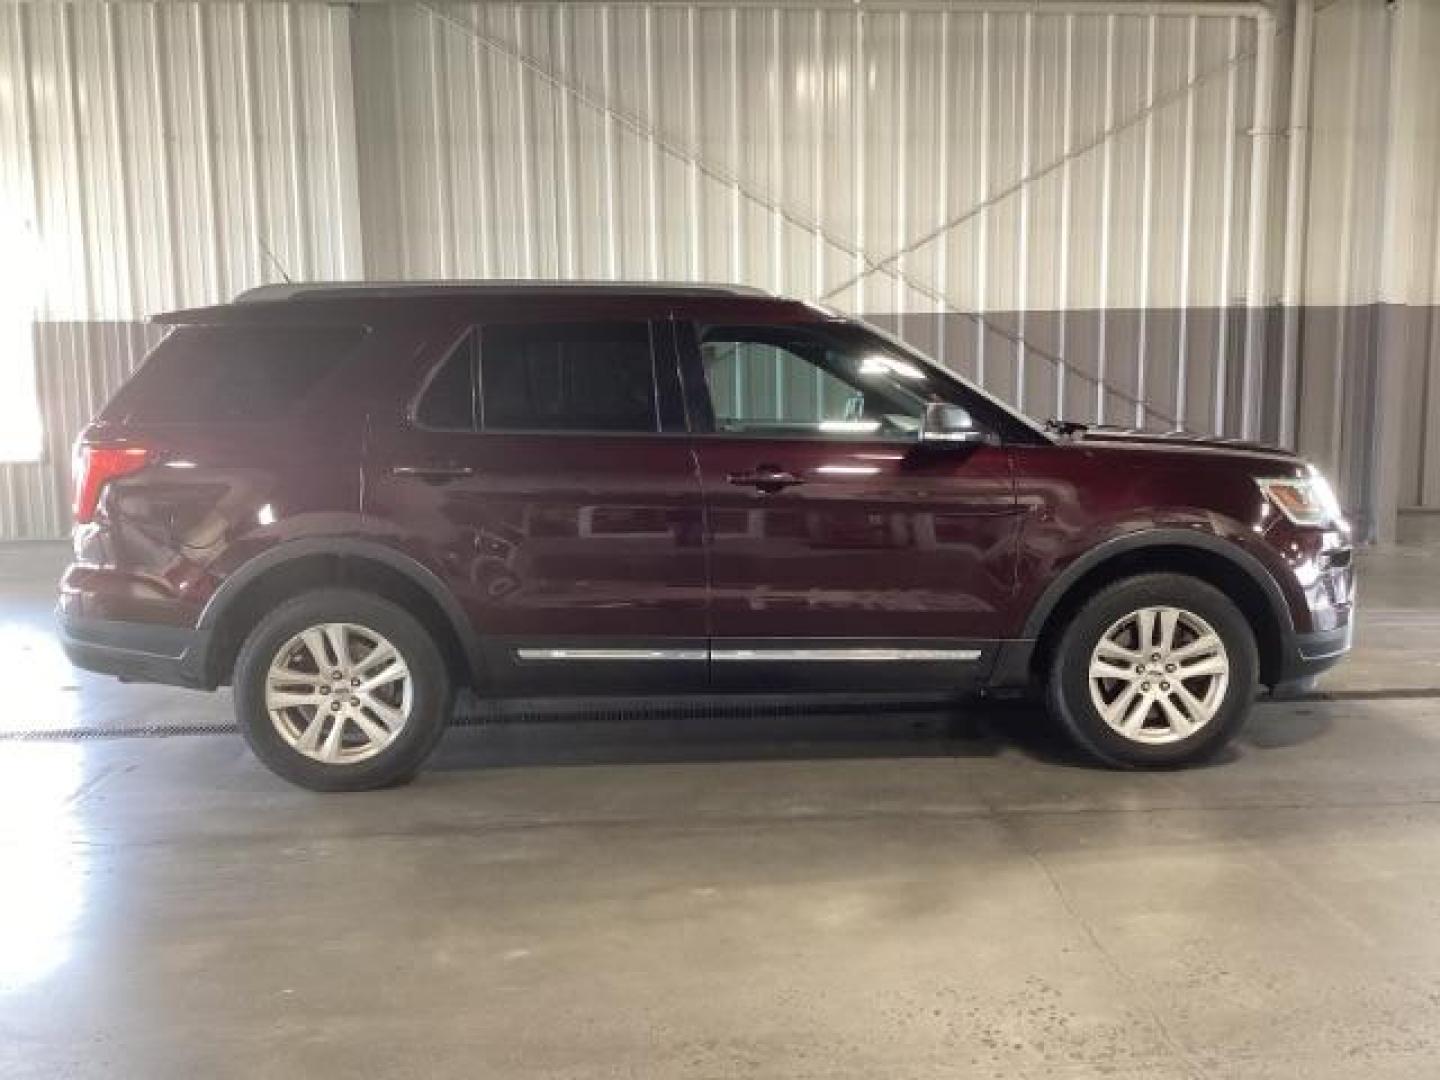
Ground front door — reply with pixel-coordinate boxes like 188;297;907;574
367;318;707;693
676;320;1023;691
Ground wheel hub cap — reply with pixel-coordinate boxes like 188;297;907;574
1087;606;1230;745
265;622;413;764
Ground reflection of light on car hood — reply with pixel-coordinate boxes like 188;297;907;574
0;744;87;991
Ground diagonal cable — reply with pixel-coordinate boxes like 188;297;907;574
818;26;1261;307
415;1;889;285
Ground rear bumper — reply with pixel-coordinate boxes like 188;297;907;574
58;613;211;690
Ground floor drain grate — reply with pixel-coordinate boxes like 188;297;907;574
1;689;1435;743
1287;688;1440;703
0;722;241;741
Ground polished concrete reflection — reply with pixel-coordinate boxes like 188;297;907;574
5;542;1440;1078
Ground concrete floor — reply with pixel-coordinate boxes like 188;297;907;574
4;543;1440;1078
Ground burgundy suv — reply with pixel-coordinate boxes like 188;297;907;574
60;282;1354;790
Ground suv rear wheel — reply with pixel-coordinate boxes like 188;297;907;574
234;589;452;791
1046;573;1259;768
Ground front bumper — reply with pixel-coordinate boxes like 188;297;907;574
1269;619;1354;696
58;613;211;689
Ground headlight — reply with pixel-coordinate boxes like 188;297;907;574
1257;467;1343;527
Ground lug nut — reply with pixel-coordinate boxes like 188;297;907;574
1160;681;1171;691
330;701;341;711
349;697;359;706
319;686;330;695
351;677;360;687
1151;652;1162;662
1165;664;1176;673
332;670;343;680
1136;664;1146;674
1141;682;1151;692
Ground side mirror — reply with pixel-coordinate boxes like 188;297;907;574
919;402;987;445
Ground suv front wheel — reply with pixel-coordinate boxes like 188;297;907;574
1046;573;1259;768
234;589;453;791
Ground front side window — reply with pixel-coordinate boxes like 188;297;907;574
480;322;658;433
698;325;942;440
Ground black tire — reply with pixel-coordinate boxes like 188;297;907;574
1045;573;1259;768
233;588;453;791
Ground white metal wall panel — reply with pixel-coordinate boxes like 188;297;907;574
355;2;1263;430
1388;0;1440;511
0;1;361;539
1296;0;1440;517
357;5;1261;312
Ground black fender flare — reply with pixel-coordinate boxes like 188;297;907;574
191;537;486;685
990;528;1296;689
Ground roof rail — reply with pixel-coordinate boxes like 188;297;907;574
233;280;774;304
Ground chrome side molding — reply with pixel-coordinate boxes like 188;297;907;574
713;647;980;662
515;646;980;663
515;648;707;662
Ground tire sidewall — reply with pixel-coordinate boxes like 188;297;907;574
1048;573;1259;768
234;589;452;791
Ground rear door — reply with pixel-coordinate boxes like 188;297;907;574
366;318;707;693
676;320;1023;691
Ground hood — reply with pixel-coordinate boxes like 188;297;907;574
1066;426;1302;465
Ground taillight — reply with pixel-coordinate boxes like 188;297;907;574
72;441;151;524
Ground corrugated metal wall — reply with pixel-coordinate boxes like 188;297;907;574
1393;0;1440;514
0;1;362;538
4;0;1434;542
1293;0;1440;531
354;2;1265;436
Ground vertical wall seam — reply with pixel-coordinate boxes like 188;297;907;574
1175;15;1197;427
1055;12;1073;415
1015;10;1031;411
975;11;990;384
1135;14;1156;427
1095;12;1114;422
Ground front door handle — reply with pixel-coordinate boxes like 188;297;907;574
727;467;805;494
391;464;476;481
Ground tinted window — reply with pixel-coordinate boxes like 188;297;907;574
480;323;657;433
112;324;364;423
414;333;477;430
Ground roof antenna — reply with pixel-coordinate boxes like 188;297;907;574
258;236;293;285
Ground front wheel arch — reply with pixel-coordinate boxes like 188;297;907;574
1026;537;1291;690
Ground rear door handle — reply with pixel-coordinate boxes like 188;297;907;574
727;467;805;494
391;464;476;481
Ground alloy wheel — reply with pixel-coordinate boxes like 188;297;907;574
264;622;413;764
1086;605;1230;745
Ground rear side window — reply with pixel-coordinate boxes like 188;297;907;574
110;324;364;424
482;322;657;433
413;322;659;434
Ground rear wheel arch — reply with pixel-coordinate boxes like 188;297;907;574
197;540;484;690
1025;532;1293;689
